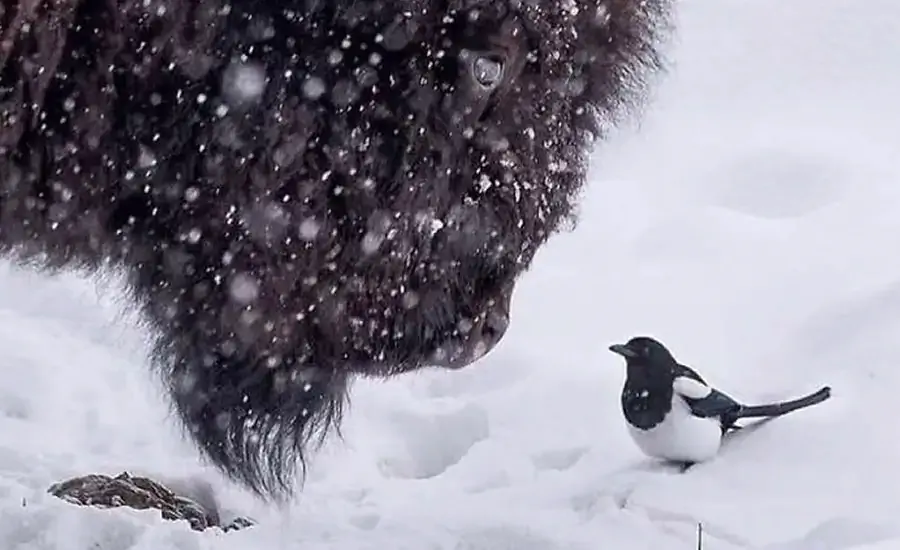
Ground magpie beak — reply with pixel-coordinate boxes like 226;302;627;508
609;343;639;358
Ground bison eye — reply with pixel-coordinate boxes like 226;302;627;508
472;55;504;89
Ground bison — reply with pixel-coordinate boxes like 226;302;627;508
0;0;672;500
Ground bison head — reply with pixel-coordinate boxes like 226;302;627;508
0;0;671;499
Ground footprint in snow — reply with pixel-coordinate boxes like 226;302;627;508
530;447;590;472
376;402;490;480
704;148;845;220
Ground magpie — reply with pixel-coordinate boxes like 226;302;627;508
608;336;831;469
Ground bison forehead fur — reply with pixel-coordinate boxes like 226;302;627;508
0;0;672;500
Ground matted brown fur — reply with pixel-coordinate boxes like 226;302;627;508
0;0;672;500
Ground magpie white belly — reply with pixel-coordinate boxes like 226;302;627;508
627;395;722;463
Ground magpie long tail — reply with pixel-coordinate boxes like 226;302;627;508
733;386;832;419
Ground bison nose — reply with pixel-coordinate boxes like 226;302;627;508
433;304;511;370
479;308;510;345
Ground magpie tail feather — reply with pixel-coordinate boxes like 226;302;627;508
733;386;832;419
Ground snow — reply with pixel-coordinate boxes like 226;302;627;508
1;0;899;548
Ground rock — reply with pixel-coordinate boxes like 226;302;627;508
48;472;255;533
223;516;256;532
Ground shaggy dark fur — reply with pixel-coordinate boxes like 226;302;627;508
0;0;672;500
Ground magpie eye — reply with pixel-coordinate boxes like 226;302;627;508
472;55;504;89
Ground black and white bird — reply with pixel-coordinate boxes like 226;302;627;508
608;336;831;469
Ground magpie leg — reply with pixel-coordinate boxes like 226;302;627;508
720;412;741;432
734;386;831;420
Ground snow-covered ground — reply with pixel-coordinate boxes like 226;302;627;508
2;0;899;548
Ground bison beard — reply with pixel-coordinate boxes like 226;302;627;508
0;0;672;501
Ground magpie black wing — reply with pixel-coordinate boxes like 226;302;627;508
675;363;707;385
673;364;742;419
683;389;742;419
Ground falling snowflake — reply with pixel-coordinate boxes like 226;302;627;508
221;62;267;106
298;218;321;241
229;273;260;305
302;77;327;100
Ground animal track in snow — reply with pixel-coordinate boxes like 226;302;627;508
704;148;845;220
348;512;380;531
530;447;589;472
0;389;30;421
376;402;490;480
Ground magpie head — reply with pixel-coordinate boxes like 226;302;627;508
608;336;678;371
